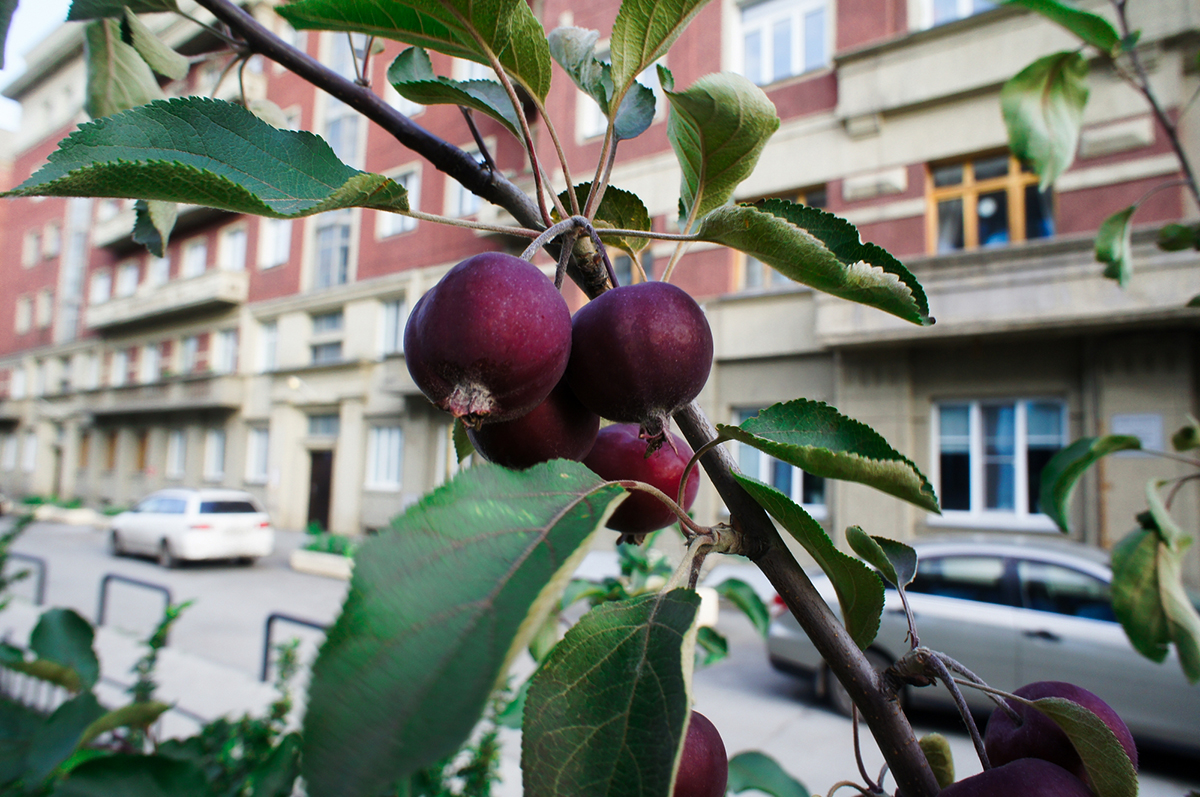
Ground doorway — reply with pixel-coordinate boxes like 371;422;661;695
307;450;333;531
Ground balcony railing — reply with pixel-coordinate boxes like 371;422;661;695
86;374;244;416
86;270;249;331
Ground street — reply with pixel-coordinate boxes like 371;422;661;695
4;519;1199;797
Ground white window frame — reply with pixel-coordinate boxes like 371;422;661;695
245;427;270;484
110;350;128;387
213;329;238;375
11;368;26;399
147;254;170;287
166;429;187;478
181;335;199;374
1;434;17;470
738;0;830;87
204;428;226;481
258;320;278;373
218;225;248;271
313;212;353;289
929;399;1067;532
90;270;112;305
377;168;420;238
115;261;139;297
183;239;208;278
366;425;404;490
258;217;292;269
21;431;37;473
733;407;827;518
447;148;487;218
14;297;32;334
380;298;406;356
917;0;996;29
35;290;53;329
22;229;40;267
383;80;424;118
139;343;161;383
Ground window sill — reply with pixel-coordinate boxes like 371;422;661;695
926;511;1059;533
365;483;401;493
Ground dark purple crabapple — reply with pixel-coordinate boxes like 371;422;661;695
404;252;572;426
582;423;700;534
673;711;727;797
467;377;600;469
567;281;713;447
939;758;1092;797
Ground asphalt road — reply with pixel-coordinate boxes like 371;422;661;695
4;519;1198;796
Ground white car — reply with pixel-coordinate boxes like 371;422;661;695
767;535;1200;753
107;488;274;567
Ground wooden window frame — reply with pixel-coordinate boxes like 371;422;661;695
925;153;1046;254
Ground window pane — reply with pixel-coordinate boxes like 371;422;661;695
976;190;1009;247
974;155;1009;181
803;8;826;72
743;30;763;85
1027;402;1063;514
743;256;765;288
613;255;634;287
1018;560;1113;621
802;473;825;506
939;405;971;511
983;404;1015;510
936;198;965;252
771;18;792;82
932;164;963;187
909;556;1009;605
770;458;792;496
932;0;959;24
1024;185;1055;241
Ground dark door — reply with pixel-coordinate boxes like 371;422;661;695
307;450;333;531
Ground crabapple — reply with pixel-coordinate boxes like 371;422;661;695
582;424;699;534
467;378;599;469
938;758;1092;797
673;711;727;797
404;252;572;425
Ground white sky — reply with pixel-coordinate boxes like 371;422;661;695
0;0;76;130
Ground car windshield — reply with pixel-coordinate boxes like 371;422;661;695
199;500;259;514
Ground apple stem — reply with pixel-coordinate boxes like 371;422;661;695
520;217;582;262
607;480;710;537
923;650;992;771
852;705;883;793
827;780;879;797
553;230;577;289
939;655;1022;723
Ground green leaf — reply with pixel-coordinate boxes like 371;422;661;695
0;697;41;786
1171;416;1200;452
711;578;770;638
732;476;883;650
1024;697;1138;797
548;27;611;111
1096;205;1136;286
245;732;302;797
1111;528;1170;663
610;0;714;99
387;47;523;140
528;612;560;663
522;589;700;797
561;578;614;609
6;97;410;218
276;0;553;102
1001;50;1089;190
1157;223;1195;252
846;527;917;589
718;399;939;512
79;701;171;746
68;0;180;19
25;692;106;783
122;9;188;80
31;609;99;690
53;753;210;797
0;644;85;692
84;19;165;119
727;751;810;797
0;0;18;70
496;675;531;729
301;461;626;797
696;201;932;326
1154;533;1200;683
246;98;290;129
452;418;475;464
1037;435;1141;532
1145;479;1185;549
132;200;177;258
1003;0;1120;53
918;733;955;790
558;183;652;255
666;72;779;229
695;625;728;666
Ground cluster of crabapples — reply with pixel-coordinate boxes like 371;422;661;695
404;250;711;534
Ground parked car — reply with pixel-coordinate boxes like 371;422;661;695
107;488;274;567
767;535;1200;753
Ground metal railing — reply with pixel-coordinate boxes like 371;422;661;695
6;553;47;605
260;612;328;681
96;573;173;628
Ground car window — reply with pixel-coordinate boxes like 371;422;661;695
159;498;188;514
1017;560;1114;622
907;556;1010;605
199;500;258;513
134;497;159;513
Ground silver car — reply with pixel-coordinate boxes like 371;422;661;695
107;488;274;567
767;535;1200;752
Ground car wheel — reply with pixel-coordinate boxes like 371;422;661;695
158;540;180;569
108;530;124;557
826;648;896;719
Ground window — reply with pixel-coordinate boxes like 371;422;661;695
204;428;226;481
110;350;128;387
105;430;118;471
740;0;828;86
377;169;420;237
135;430;149;472
449;149;487;217
166;430;186;478
86;353;100;389
577;51;666;140
308;413;340;436
89;270;112;304
314;212;352;288
934;399;1066;528
381;298;406;355
383;80;424;118
367;425;403;489
32;361;45;397
1017;560;1114;621
213;329;238;374
22;229;40;267
259;217;292;268
324;34;367;165
907;555;1012;605
78;431;90;470
311;341;343;364
115;261;139;297
14;297;31;334
246;427;270;483
147;254;170;286
57;357;71;394
11;368;26;399
22;431;37;473
42;222;61;258
920;0;995;28
1;434;16;470
35;290;53;329
928;153;1054;253
181;335;200;374
218;226;248;271
312;310;344;333
183;239;208;277
140;343;161;383
200;500;258;513
258;321;278;372
734;408;826;515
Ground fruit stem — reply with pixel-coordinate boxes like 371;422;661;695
939;655;1022;723
399;209;542;237
922;650;991;771
520;217;584;261
852;705;883;793
607;479;710;537
553;230;578;289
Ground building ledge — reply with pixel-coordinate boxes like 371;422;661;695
85;374;243;416
86;270;249;332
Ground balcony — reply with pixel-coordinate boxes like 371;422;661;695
86;374;244;417
86;270;249;332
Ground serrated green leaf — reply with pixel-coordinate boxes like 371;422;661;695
727;751;810;797
719;399;939;512
84;19;165;119
245;732;302;797
1001;50;1089;191
1096;205;1136;286
732;476;883;650
557;183;652;255
452;418;475;463
1111;528;1171;663
122;9;187;80
846;527;917;589
387;47;523;139
548;27;610;111
610;0;714;99
6;97;410;218
0;0;18;70
522;589;700;797
53;753;210;797
1003;0;1120;53
1025;697;1138;797
31;608;99;690
712;578;770;638
1038;435;1141;532
699;200;932;325
301;461;626;797
276;0;552;102
918;733;954;790
695;625;728;666
528;612;560;663
1155;534;1200;683
1171;416;1200;452
667;72;779;229
80;701;171;746
132;200;177;258
25;692;106;783
69;0;179;19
